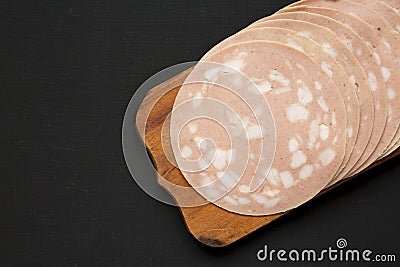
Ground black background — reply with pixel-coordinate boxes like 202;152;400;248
1;0;399;266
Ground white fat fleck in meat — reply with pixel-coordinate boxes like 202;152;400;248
280;171;294;188
247;125;263;140
181;146;193;159
275;87;292;94
373;52;381;66
317;96;329;112
296;63;305;72
266;168;280;186
376;102;381;111
258;80;272;93
298;31;310;37
204;67;220;82
314;81;322;91
388;88;396;100
319;124;329;140
321;61;333;78
342;38;354;53
324;113;329;123
299;164;314;180
263;188;280;198
322;42;337;58
297;82;313;106
206;188;221;198
286;41;304;52
269;69;290;86
332;112;336;127
348;127;353;139
291;150;307;169
356;48;362;56
239;185;249;193
381;67;391;82
237;197;251;205
223;196;238;205
349;75;356;86
213;148;227;170
263;198;281;209
333;134;338;144
319;148;336;166
381;38;392;51
397;25;400;31
223;58;245;71
193;92;203;109
286;103;309;123
289;138;299;153
251;194;267;204
368;72;378;92
189;123;197;134
308;117;320;149
249;153;255;159
314;163;321;170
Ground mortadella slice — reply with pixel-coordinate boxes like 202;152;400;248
171;41;347;215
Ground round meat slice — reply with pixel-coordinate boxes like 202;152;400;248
171;41;347;215
201;27;359;181
246;19;374;184
278;3;400;176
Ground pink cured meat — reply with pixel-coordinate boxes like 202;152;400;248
380;0;400;14
201;26;360;182
278;2;400;176
348;0;400;157
171;41;347;215
246;19;375;184
255;9;390;180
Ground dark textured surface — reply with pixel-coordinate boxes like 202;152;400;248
1;0;399;266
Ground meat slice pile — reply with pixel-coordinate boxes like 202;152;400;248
169;0;400;215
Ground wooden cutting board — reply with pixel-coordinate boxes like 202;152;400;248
135;67;400;247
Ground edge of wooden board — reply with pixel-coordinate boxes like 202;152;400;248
135;67;400;248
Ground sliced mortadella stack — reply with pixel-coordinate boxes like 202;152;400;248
171;41;347;215
246;19;374;184
200;27;360;182
279;2;400;176
350;0;400;157
251;11;386;184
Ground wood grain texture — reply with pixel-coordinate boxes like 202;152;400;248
136;68;400;248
